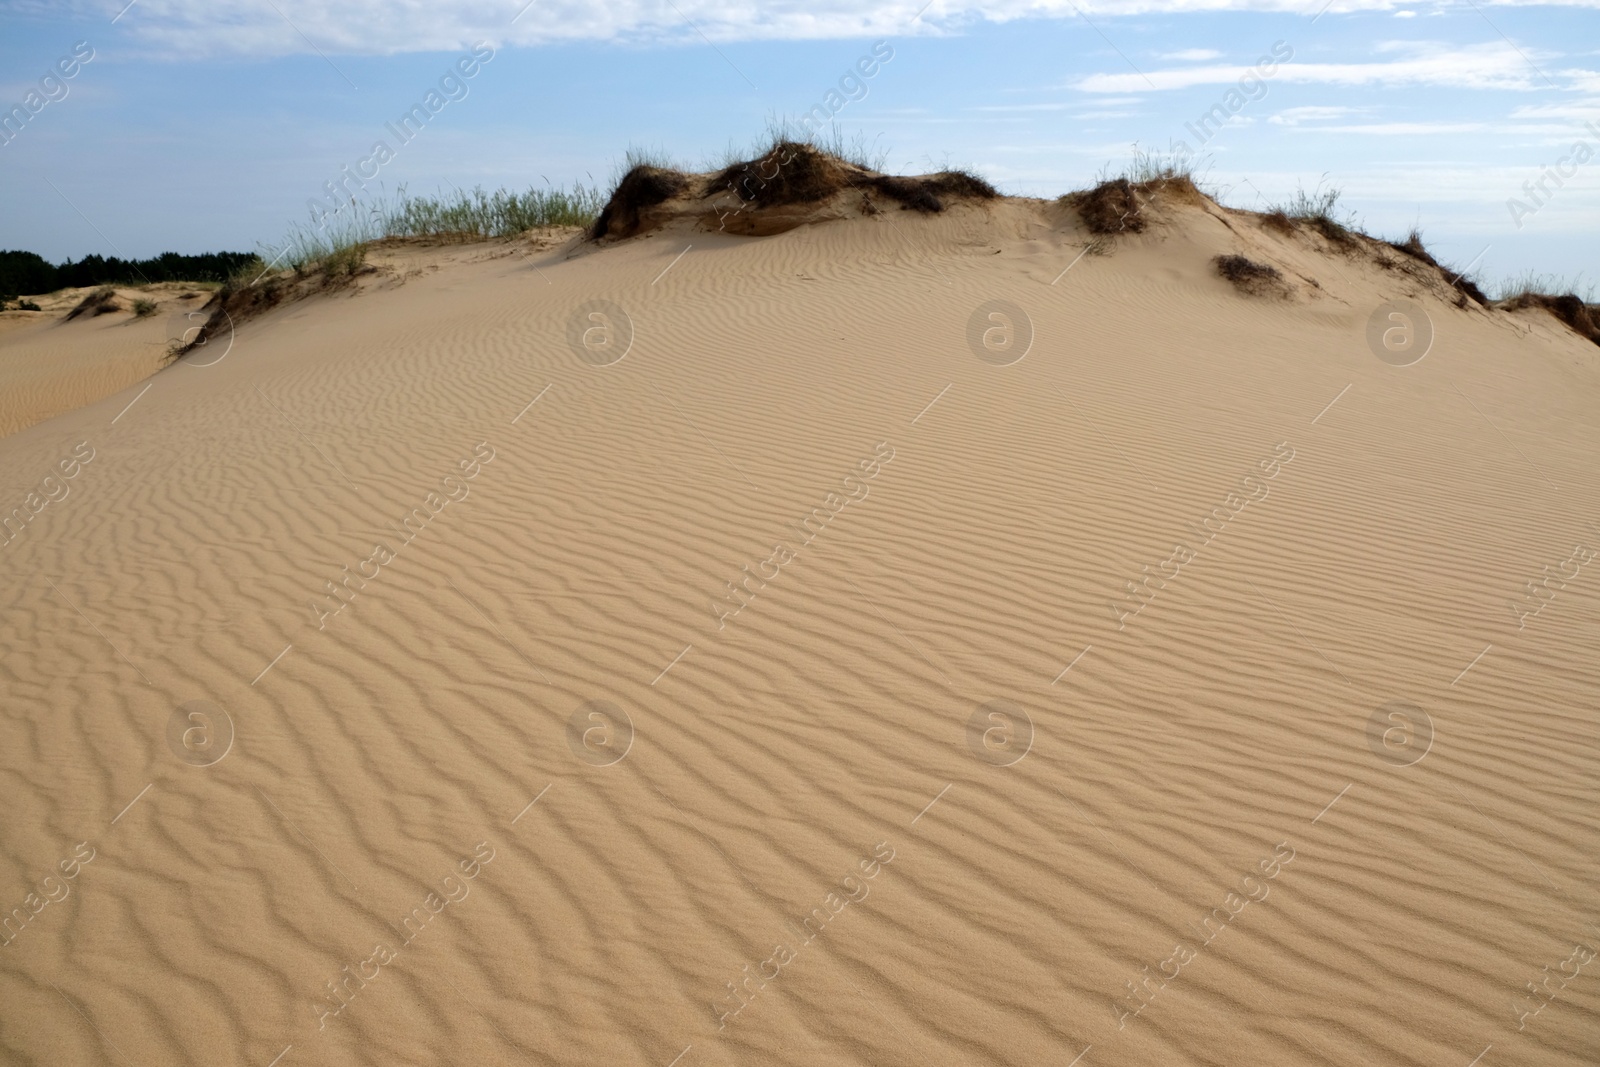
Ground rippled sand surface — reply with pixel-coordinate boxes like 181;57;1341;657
2;202;1596;1067
0;284;211;439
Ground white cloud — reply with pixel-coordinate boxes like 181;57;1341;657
1161;48;1224;60
1269;105;1364;124
964;101;1143;120
1292;121;1498;133
1078;42;1556;92
1562;69;1600;92
968;102;1082;111
24;0;1600;56
1275;120;1582;135
1508;97;1600;121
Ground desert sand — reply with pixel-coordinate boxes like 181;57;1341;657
0;283;217;439
1;176;1597;1067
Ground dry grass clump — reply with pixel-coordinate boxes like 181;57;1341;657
170;245;378;361
1386;231;1434;263
1502;291;1600;347
1385;230;1490;307
1215;254;1287;296
1062;149;1205;236
175;264;287;357
868;175;941;212
132;298;158;317
1308;215;1354;245
1259;195;1491;311
589;139;998;239
870;169;997;213
1271;182;1358;247
1256;180;1368;250
590;166;691;239
65;286;122;320
704;142;847;208
1068;178;1146;235
317;243;368;282
1261;210;1296;235
901;169;997;206
706;141;997;213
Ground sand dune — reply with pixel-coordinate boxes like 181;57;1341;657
0;284;216;440
1;186;1597;1067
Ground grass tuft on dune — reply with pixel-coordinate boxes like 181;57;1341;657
264;183;607;272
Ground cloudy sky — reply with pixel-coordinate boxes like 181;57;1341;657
1;0;1596;288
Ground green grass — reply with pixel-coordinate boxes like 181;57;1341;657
621;144;686;173
319;243;368;280
383;183;605;239
1271;177;1360;239
1087;144;1207;190
222;255;269;291
257;128;897;281
264;210;383;276
258;181;605;277
1125;144;1202;184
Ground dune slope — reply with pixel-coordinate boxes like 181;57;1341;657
1;193;1597;1067
0;284;215;438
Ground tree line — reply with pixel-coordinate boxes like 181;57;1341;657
0;249;255;300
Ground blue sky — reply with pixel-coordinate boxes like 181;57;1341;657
1;0;1595;290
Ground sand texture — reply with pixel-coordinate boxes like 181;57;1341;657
1;193;1597;1067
